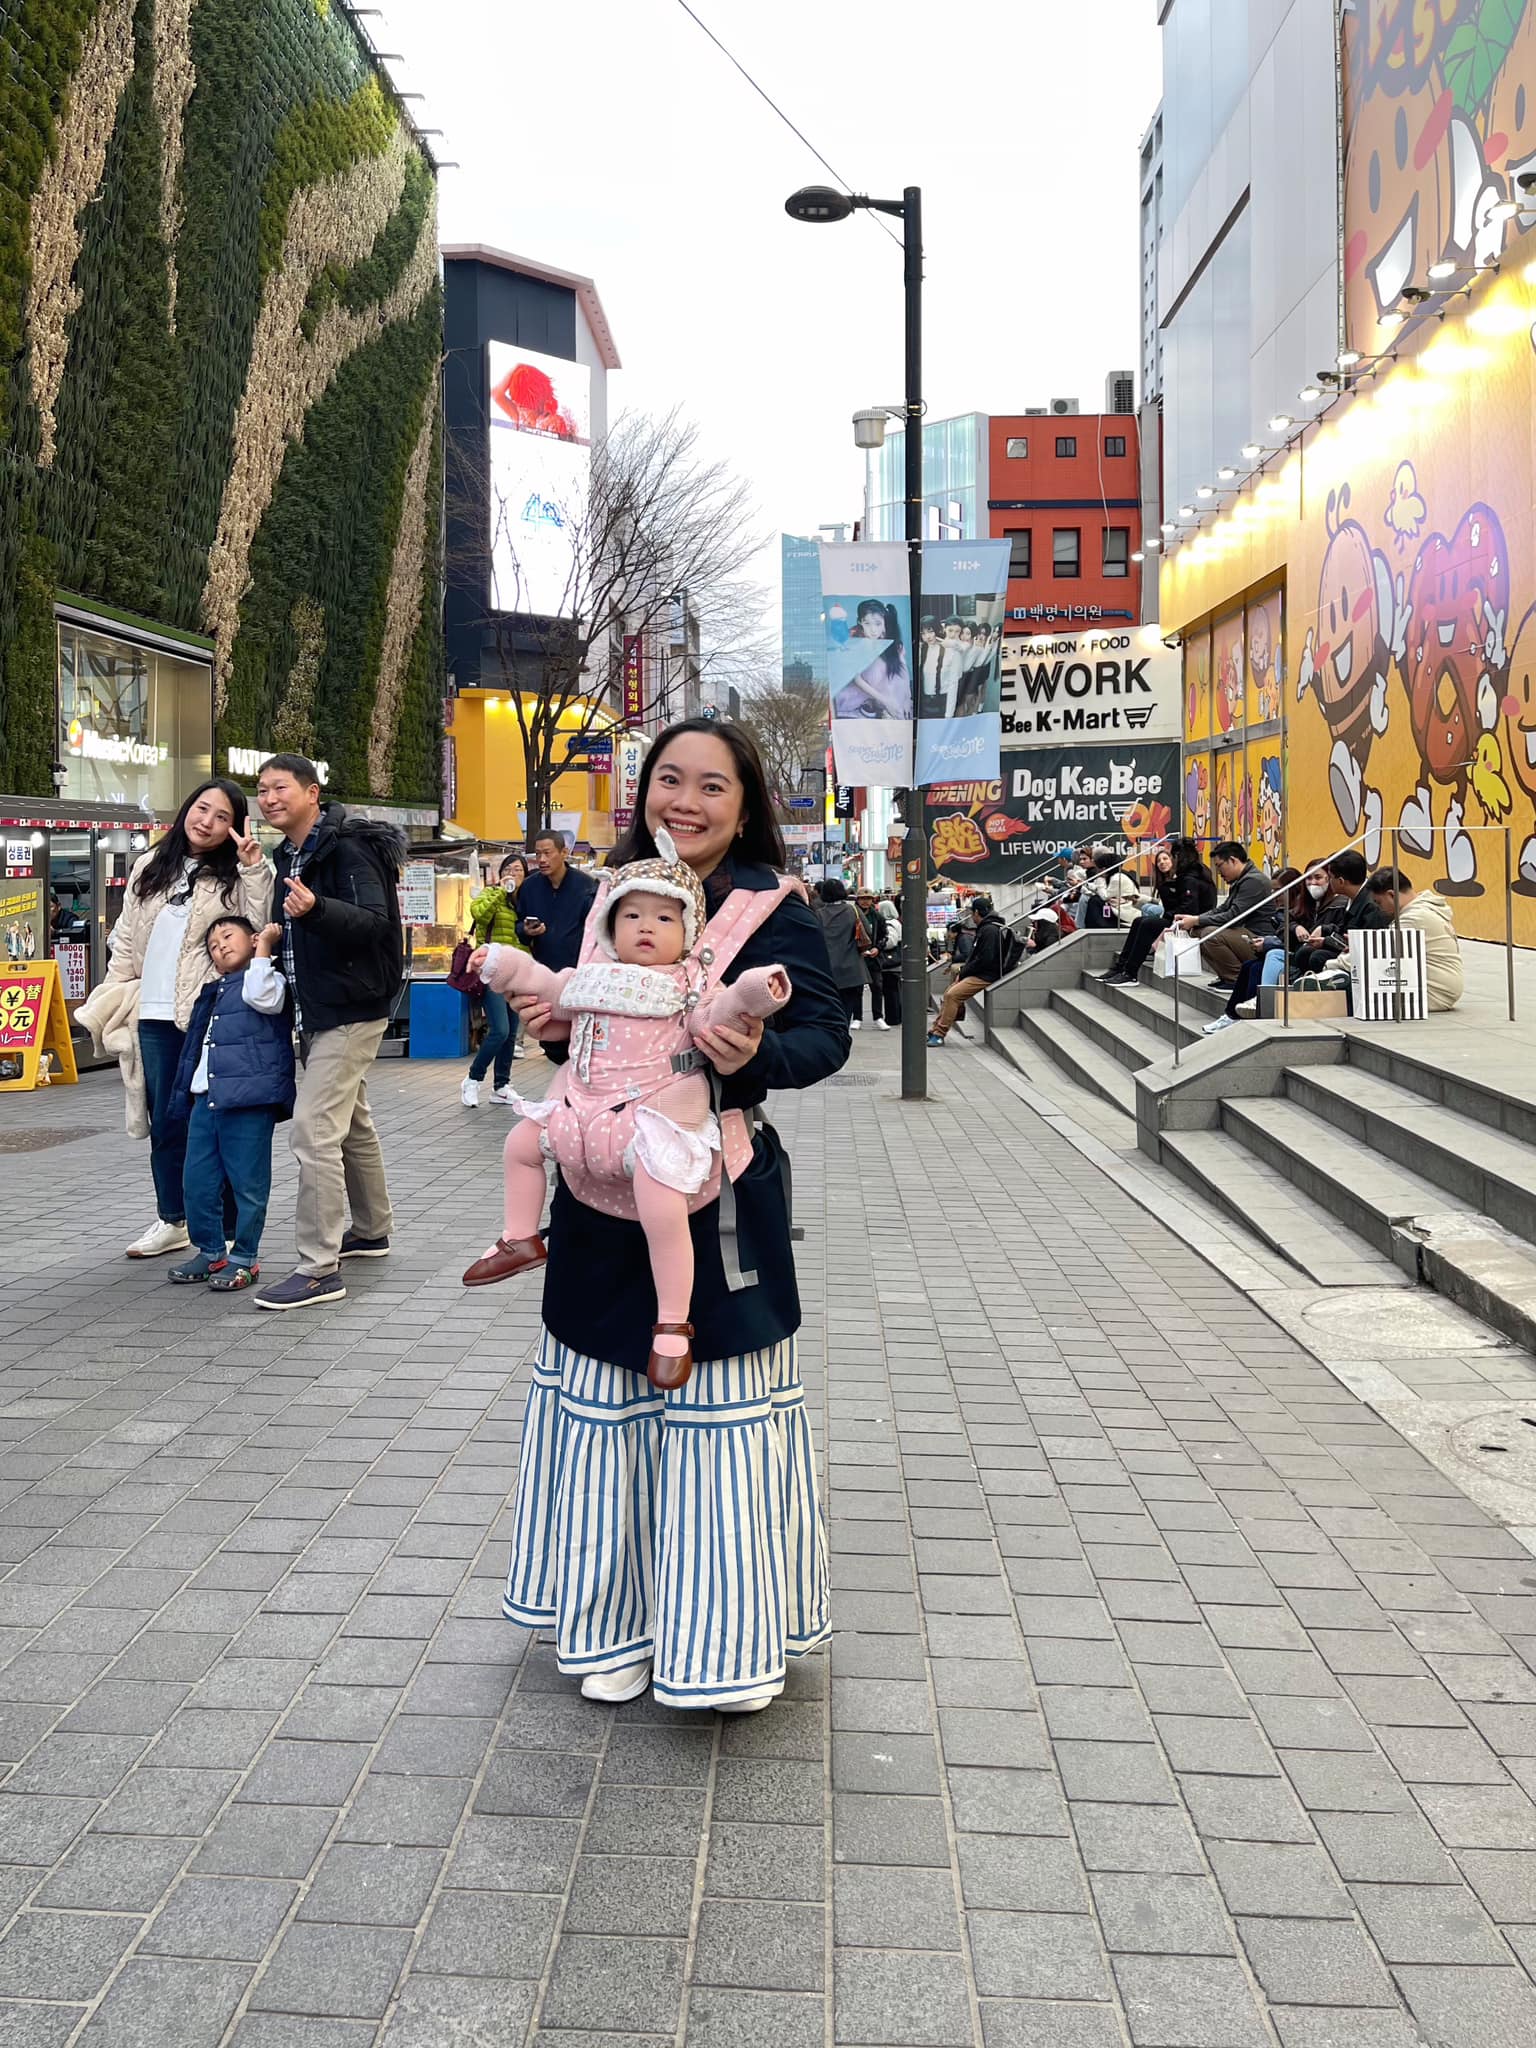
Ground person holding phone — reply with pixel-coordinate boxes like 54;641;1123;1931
251;754;406;1311
516;830;597;971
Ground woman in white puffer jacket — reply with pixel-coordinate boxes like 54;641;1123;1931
94;779;271;1258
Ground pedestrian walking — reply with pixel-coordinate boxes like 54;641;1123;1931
517;830;598;971
251;754;405;1311
498;716;847;1713
854;887;893;1028
462;852;529;1107
163;917;295;1292
874;894;902;1027
815;877;869;1028
78;779;270;1260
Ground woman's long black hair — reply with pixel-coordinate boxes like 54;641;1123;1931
133;778;250;903
856;599;907;683
608;719;788;871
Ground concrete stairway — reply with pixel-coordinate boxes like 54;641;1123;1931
1002;946;1536;1350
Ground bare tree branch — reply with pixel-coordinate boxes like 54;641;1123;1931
736;683;829;818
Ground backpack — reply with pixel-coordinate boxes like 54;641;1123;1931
1001;926;1026;975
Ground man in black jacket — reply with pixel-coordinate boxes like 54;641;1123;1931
516;831;597;971
251;755;405;1311
1176;841;1280;986
927;897;1005;1045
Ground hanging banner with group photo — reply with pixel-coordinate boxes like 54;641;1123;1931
819;541;914;789
915;539;1010;787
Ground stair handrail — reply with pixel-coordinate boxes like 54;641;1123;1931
1002;834;1178;941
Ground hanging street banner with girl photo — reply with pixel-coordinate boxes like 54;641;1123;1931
819;541;914;789
915;539;1010;787
819;537;1010;791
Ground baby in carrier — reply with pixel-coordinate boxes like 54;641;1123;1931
461;832;793;1391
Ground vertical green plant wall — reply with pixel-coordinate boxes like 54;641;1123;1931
0;0;442;803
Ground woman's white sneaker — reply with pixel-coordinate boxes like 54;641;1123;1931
460;1077;481;1107
489;1085;516;1104
717;1689;777;1714
580;1660;652;1703
125;1219;190;1259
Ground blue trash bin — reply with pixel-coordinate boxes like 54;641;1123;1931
409;980;469;1058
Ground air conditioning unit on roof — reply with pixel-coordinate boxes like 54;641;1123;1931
1049;397;1080;415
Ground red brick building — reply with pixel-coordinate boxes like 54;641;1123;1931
987;414;1144;640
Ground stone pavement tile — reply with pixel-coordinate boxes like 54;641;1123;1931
1281;1750;1417;1814
1111;1954;1269;2047
195;1803;336;1880
414;1888;558;1975
831;1730;940;1794
1179;1775;1316;1844
1053;1740;1176;1804
832;1949;973;2046
968;1910;1111;1999
1393;1964;1536;2047
694;1899;824;1992
712;1759;821;1826
718;1701;823;1762
35;1833;193;1912
834;1865;960;1949
495;1690;610;1755
0;1909;140;2000
151;1708;281;1768
3;1732;147;1797
231;2021;376;2048
1375;1724;1510;1783
948;1765;1070;1835
298;1844;442;1926
75;1957;251;2047
1154;1715;1278;1776
931;1657;1036;1706
0;1794;96;1865
937;1707;1049;1768
1252;1694;1376;1751
0;2001;85;2047
1271;2014;1429;2048
565;1854;696;1937
956;1833;1089;1913
379;1974;537;2048
684;1988;824;2048
1412;1783;1536;1848
239;1741;367;1808
540;1934;685;2033
830;1678;933;1733
93;1764;238;1836
833;1791;951;1866
582;1786;706;1859
1237;1917;1395;2005
141;1873;298;1962
443;1816;579;1895
1090;1872;1233;1955
1206;1840;1352;1918
345;1772;472;1844
1350;1881;1512;1963
704;1823;822;1903
978;2000;1124;2048
1071;1803;1206;1875
1040;1688;1152;1742
58;1679;190;1734
1453;1845;1536;1919
1315;1810;1461;1883
251;1923;409;2020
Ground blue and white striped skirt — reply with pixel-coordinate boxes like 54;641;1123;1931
503;1333;830;1708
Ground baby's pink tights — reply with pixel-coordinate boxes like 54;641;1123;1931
499;1121;695;1360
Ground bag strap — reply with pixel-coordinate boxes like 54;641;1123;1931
574;871;618;967
694;876;805;992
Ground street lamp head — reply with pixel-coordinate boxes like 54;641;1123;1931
786;185;855;224
853;409;888;450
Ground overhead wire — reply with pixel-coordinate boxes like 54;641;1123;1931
671;0;904;252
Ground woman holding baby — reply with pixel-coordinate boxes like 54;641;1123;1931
471;719;849;1714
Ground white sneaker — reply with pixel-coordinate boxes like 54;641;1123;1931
849;1019;862;1031
489;1085;516;1104
126;1218;190;1260
717;1689;778;1714
461;1077;481;1107
876;1019;891;1031
511;1041;527;1059
1202;1014;1236;1035
580;1659;652;1703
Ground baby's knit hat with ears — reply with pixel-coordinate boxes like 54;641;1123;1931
598;828;708;958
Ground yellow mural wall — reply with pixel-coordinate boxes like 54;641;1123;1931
1162;0;1536;947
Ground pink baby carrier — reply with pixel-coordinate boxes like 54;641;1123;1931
539;870;805;1244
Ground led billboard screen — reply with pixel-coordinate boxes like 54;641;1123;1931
486;341;592;620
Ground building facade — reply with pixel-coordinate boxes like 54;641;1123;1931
780;535;824;693
441;246;621;846
0;0;442;1029
989;412;1145;638
865;414;989;545
1157;0;1536;949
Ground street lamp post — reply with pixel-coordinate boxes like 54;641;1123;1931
786;184;926;1100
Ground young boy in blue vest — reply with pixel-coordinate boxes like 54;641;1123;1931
165;916;295;1291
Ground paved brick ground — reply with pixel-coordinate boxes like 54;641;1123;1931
1;1034;1534;2047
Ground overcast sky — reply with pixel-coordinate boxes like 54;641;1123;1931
383;0;1163;624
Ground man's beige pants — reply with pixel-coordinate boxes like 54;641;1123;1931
932;974;989;1037
291;1020;393;1275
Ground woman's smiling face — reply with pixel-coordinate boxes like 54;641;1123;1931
644;731;745;878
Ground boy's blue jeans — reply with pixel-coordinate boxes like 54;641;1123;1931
184;1099;279;1269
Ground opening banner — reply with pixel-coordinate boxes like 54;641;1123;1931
818;538;1010;791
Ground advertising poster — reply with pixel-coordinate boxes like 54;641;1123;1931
0;876;44;964
1213;748;1238;845
915;540;1009;786
1245;586;1284;728
1184;749;1212;842
925;742;1180;884
399;864;437;927
819;541;914;789
55;943;88;1002
1183;626;1211;750
1212;607;1245;741
1000;623;1182;747
487;341;592;621
1249;739;1284;872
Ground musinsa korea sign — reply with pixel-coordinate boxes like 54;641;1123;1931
1001;624;1181;745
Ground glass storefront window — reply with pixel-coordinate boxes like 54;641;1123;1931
58;620;213;812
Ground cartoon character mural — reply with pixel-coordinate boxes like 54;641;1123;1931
1297;485;1408;864
1500;603;1536;891
1214;751;1236;845
1213;612;1244;737
1344;0;1536;358
1397;499;1511;892
1257;756;1284;872
1185;632;1211;744
1247;594;1283;722
1185;756;1210;842
1237;756;1255;846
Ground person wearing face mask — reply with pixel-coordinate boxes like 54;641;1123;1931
79;779;271;1261
1259;862;1336;991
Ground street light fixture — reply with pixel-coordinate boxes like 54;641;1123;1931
787;181;927;1101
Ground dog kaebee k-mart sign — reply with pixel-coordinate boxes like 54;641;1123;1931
1001;624;1181;746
